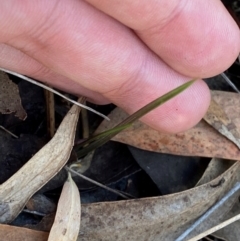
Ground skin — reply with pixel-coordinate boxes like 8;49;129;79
0;0;239;133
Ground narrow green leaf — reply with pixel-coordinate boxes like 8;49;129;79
116;79;195;126
76;123;132;149
77;79;196;158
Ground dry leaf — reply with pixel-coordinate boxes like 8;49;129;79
79;162;240;241
204;97;240;149
96;91;240;161
48;172;81;241
1;163;239;241
0;101;81;223
0;71;26;120
196;158;236;186
0;224;48;241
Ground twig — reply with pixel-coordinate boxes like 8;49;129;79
203;236;213;241
0;67;109;120
23;209;46;217
187;213;240;241
81;100;89;140
221;72;240;93
65;166;134;199
175;182;240;241
44;89;55;138
0;125;18;138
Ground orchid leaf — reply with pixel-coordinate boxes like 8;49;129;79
77;79;196;158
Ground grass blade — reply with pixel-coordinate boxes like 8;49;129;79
76;123;132;148
77;79;196;158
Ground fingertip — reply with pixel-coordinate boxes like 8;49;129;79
149;0;240;78
140;79;211;133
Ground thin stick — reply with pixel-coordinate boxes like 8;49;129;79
0;125;18;138
81;99;89;139
0;68;109;120
44;89;55;138
65;166;134;199
23;209;46;217
187;213;240;241
221;72;240;93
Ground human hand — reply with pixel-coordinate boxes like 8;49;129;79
0;0;239;132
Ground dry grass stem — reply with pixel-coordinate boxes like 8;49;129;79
0;125;18;138
187;213;240;241
221;72;240;93
0;98;82;223
44;89;55;138
0;67;109;120
66;166;133;199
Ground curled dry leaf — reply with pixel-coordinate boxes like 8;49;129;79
0;71;26;120
0;100;81;223
48;172;81;241
79;162;240;240
4;162;239;241
96;91;240;161
196;158;235;186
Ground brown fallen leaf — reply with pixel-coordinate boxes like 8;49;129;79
2;163;240;241
204;96;240;149
48;172;81;241
0;70;26;120
79;162;240;241
96;91;240;161
0;99;82;223
0;224;48;241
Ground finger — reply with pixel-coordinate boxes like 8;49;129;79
85;0;240;77
0;43;109;104
0;0;210;132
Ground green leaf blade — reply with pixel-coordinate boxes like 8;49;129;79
77;79;196;158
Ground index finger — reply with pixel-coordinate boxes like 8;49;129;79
85;0;240;77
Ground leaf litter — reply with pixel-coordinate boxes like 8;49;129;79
48;172;81;241
1;78;240;240
0;161;239;241
0;97;82;223
79;161;240;241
